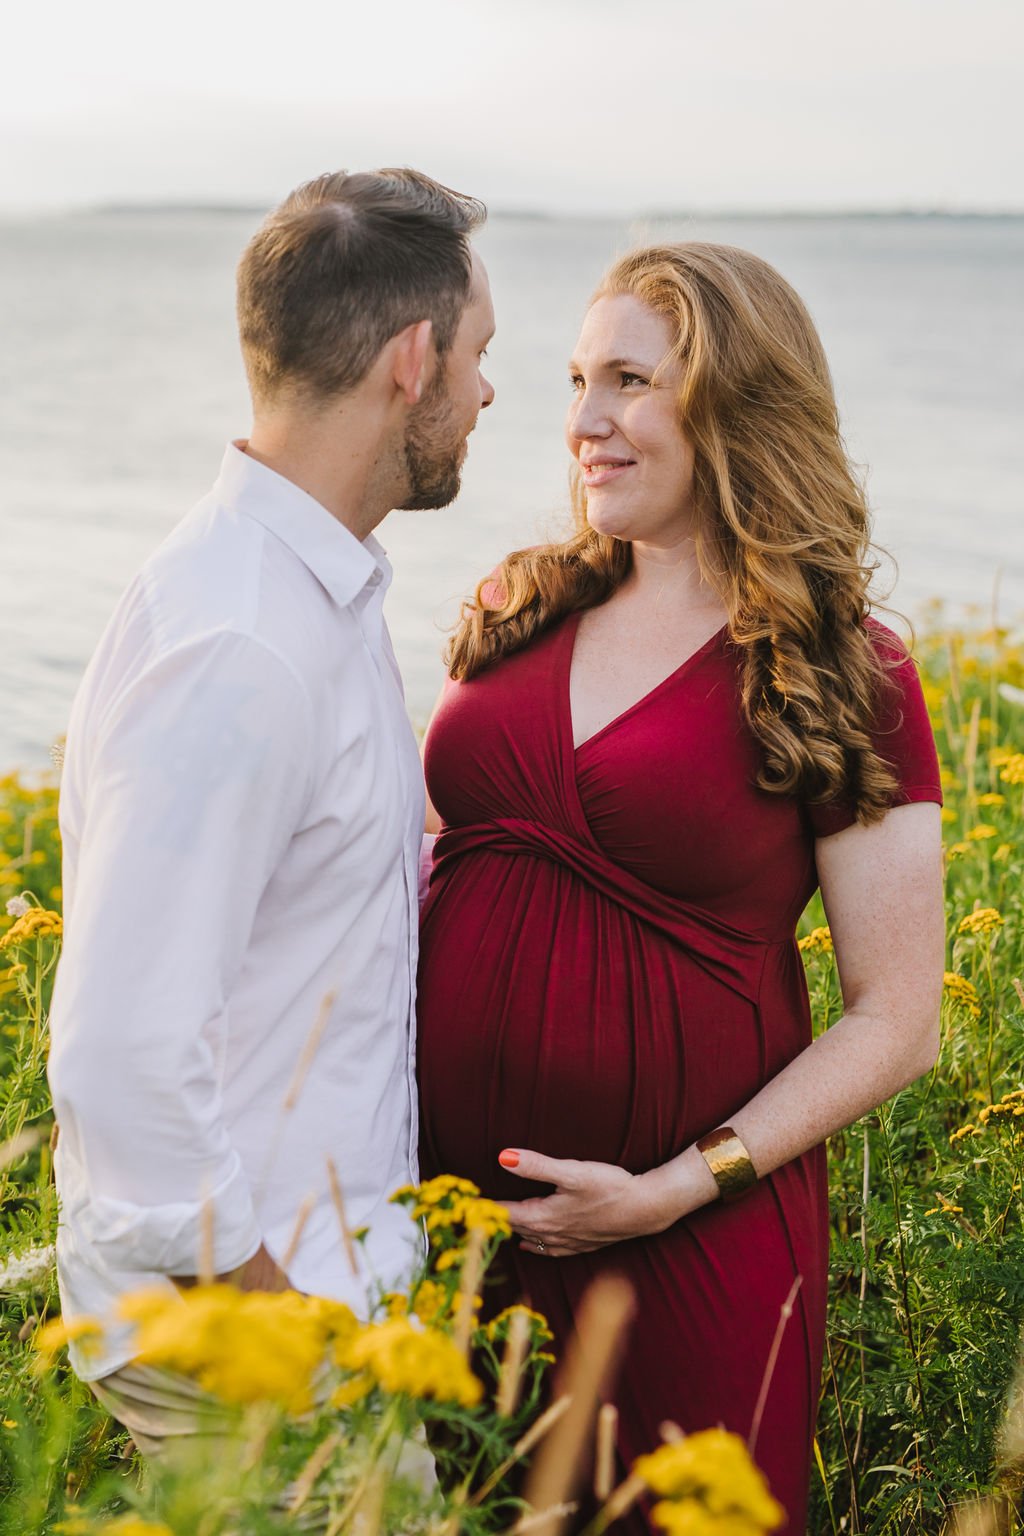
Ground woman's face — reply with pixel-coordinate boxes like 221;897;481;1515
566;294;695;545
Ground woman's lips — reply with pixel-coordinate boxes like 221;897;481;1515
581;459;635;487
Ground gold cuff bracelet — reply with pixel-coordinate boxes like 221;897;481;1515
695;1125;758;1203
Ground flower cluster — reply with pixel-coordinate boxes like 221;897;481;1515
334;1316;482;1408
634;1429;785;1535
942;972;981;1018
0;1241;55;1292
798;926;833;955
0;905;63;950
114;1284;359;1412
390;1174;511;1271
950;1090;1024;1147
999;752;1024;785
957;908;1005;937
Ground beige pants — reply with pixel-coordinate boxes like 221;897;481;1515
91;1360;438;1494
89;1362;235;1460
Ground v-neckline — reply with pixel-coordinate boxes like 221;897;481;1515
565;609;728;755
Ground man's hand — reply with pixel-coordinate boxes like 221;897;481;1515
173;1242;292;1292
231;1242;291;1292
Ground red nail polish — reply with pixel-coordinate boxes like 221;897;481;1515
498;1149;520;1169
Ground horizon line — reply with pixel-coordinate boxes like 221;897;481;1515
1;199;1023;223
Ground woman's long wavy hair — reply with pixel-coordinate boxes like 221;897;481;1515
446;242;902;822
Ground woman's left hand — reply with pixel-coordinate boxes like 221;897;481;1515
497;1148;667;1255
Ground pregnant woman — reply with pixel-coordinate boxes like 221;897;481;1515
416;242;944;1532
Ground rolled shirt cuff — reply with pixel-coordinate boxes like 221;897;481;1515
69;1148;262;1277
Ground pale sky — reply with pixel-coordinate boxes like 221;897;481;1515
4;0;1022;214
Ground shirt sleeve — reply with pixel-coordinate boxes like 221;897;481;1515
806;621;943;839
48;629;315;1276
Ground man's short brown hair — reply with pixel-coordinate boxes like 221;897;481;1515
237;168;486;405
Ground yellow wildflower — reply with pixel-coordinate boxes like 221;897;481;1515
399;1174;512;1247
941;808;958;825
939;766;961;791
999;753;1024;786
410;1278;451;1326
949;1125;979;1146
0;907;63;950
96;1521;176;1536
336;1317;482;1407
994;844;1013;862
798;927;832;954
943;973;981;1018
484;1304;554;1346
957;908;1004;936
118;1284;358;1412
966;824;998;841
946;843;971;860
976;793;1006;807
925;1194;964;1217
33;1313;104;1368
635;1429;784;1533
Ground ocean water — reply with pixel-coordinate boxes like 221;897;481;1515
1;210;1021;769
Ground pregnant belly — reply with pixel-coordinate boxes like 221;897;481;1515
416;852;763;1202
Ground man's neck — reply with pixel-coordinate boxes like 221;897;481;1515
245;405;400;543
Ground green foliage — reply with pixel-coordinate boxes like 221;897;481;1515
805;616;1024;1534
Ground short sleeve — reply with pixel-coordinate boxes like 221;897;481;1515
807;620;943;838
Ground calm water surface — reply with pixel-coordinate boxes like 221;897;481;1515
1;211;1021;768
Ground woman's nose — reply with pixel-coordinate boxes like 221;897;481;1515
568;387;611;441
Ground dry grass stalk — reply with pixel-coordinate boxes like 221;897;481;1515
326;1155;361;1280
749;1273;803;1455
587;1472;647;1534
943;1497;1017;1536
198;1192;215;1287
522;1275;636;1536
428;1482;468;1536
1012;978;1024;1011
497;1306;533;1418
281;1192;317;1274
283;990;337;1113
658;1420;684;1444
508;1502;580;1534
453;1226;487;1356
468;1395;573;1509
287;1430;343;1514
593;1403;618;1501
0;1125;45;1171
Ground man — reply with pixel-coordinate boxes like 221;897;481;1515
47;168;495;1448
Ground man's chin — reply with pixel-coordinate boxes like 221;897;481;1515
398;472;463;513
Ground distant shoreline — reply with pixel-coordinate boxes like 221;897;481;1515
1;203;1022;224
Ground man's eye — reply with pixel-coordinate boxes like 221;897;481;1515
568;374;584;391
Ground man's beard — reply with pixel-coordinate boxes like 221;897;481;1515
399;369;468;512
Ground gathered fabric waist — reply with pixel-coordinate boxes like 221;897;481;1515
431;818;785;1006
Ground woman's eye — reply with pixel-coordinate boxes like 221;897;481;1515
620;372;647;388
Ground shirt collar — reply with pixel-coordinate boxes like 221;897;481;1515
215;441;391;610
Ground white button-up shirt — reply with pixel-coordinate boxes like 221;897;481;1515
48;443;426;1381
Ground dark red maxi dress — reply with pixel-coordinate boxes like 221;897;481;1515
417;612;941;1534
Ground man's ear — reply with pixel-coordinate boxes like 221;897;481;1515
391;319;434;405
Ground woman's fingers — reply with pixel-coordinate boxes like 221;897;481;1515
499;1147;580;1186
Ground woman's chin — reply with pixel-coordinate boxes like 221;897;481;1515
584;500;635;542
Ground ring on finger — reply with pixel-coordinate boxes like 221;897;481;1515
536;1238;546;1254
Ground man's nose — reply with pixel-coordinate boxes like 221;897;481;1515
480;373;495;410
